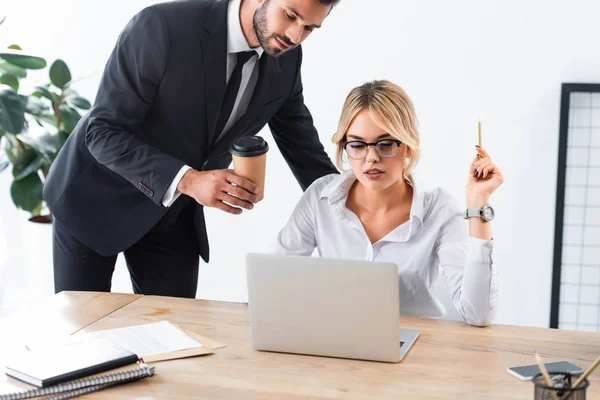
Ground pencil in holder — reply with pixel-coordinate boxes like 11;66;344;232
533;372;589;400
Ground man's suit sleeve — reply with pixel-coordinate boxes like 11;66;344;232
85;7;184;205
267;47;339;191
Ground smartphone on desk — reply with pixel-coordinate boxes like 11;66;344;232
507;361;584;381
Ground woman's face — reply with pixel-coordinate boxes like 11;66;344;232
344;109;407;193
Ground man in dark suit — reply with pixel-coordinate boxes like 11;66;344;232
44;0;340;298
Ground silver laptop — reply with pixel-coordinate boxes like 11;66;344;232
246;253;419;363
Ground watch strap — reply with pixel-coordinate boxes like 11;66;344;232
464;207;482;219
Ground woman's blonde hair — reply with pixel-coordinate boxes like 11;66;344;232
332;80;420;183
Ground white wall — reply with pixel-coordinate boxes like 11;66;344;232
1;0;600;327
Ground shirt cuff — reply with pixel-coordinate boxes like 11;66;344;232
467;236;494;264
162;165;192;207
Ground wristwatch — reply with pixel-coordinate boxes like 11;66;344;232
464;204;495;222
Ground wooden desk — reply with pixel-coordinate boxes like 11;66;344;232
1;292;599;399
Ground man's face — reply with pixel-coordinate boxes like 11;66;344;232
253;0;331;57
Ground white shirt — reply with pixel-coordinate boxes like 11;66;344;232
162;0;264;206
272;172;500;326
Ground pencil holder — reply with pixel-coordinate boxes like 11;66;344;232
533;373;589;399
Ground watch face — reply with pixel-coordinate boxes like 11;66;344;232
482;205;495;221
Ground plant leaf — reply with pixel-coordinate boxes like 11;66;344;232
0;151;8;173
12;147;44;180
68;96;91;110
30;202;43;217
32;86;53;101
0;17;5;26
35;114;58;128
0;53;46;69
0;74;18;91
0;62;26;78
49;59;71;89
4;134;16;163
10;172;43;212
7;44;22;50
62;88;78;99
59;130;70;143
0;87;25;133
18;132;63;163
24;96;48;116
59;105;80;132
18;94;27;108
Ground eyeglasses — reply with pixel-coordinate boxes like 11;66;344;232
342;139;403;160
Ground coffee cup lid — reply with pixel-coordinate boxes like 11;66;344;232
229;136;269;157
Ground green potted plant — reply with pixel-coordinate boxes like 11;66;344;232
0;17;91;223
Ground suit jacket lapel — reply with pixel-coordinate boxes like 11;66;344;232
210;54;283;158
201;0;228;150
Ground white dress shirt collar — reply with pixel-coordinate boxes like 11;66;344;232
228;0;265;58
319;171;426;242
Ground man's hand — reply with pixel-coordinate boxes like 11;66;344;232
177;169;260;214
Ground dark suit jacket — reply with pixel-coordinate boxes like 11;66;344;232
43;0;338;262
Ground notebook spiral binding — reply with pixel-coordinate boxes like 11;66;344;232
0;363;155;400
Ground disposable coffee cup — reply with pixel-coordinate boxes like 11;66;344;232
229;136;269;201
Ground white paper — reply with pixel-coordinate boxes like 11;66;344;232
26;321;203;357
84;321;203;357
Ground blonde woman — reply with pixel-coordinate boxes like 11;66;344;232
273;80;503;327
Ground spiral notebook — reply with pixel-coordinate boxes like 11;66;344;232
0;363;155;400
5;339;139;387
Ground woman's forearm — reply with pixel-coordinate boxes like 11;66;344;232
466;195;493;240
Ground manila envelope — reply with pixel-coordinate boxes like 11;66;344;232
141;324;226;363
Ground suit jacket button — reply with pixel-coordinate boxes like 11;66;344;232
138;183;154;197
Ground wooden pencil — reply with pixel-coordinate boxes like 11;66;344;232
568;355;600;395
536;353;559;400
477;121;482;160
